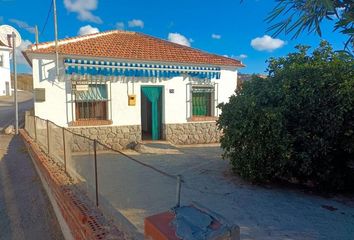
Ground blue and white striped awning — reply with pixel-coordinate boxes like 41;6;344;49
64;59;221;81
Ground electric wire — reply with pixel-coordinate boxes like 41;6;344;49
40;0;54;36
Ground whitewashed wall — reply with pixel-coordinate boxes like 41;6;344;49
31;55;238;127
32;57;71;126
218;69;238;105
110;75;189;126
0;48;11;96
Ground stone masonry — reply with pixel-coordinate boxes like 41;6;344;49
69;125;141;150
69;122;220;150
163;121;222;145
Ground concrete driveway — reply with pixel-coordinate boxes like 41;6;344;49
69;143;354;240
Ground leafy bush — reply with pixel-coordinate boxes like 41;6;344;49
217;41;354;191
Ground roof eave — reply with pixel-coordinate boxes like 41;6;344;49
24;50;245;69
29;50;245;69
22;50;33;67
0;45;12;51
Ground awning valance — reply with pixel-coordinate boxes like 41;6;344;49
64;58;221;81
75;84;107;101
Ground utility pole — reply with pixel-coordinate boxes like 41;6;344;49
35;25;39;49
53;0;59;76
34;25;39;116
12;32;18;135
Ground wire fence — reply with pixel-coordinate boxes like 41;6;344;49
24;113;182;234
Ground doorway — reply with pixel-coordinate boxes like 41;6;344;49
141;86;162;140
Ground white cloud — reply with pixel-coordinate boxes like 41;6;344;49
223;54;247;60
9;19;35;34
11;39;32;65
251;35;285;52
168;33;192;47
237;54;248;59
211;34;221;39
116;22;124;30
128;19;144;28
78;25;99;36
64;0;102;24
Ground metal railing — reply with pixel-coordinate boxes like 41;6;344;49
24;113;182;231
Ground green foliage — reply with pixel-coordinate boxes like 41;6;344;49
217;41;354;191
266;0;354;51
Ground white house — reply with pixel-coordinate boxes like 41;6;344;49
0;42;11;96
23;30;244;148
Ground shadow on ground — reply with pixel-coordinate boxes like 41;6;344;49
0;134;64;240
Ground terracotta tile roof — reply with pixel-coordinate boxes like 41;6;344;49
24;30;244;68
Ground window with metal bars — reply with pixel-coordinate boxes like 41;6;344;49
191;86;214;116
74;84;108;120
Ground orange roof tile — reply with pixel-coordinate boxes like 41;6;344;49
24;30;244;68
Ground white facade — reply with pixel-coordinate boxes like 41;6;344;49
0;46;11;96
30;55;238;128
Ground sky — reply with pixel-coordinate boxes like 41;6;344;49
0;0;348;74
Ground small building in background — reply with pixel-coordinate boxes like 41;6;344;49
23;30;244;148
0;42;11;96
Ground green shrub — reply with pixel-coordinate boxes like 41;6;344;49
217;41;354;191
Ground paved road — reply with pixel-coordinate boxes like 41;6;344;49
0;134;64;240
0;91;64;239
0;91;33;131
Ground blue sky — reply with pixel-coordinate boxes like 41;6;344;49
0;0;348;73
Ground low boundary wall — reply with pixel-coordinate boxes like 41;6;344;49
20;129;126;240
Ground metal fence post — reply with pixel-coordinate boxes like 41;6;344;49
176;175;182;208
62;128;67;173
46;120;50;155
93;139;99;207
34;116;37;142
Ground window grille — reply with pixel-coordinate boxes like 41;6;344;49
74;84;109;120
191;86;214;117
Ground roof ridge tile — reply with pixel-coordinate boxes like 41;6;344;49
29;30;135;50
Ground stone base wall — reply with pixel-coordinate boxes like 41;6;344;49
163;122;222;145
66;122;220;149
69;125;141;150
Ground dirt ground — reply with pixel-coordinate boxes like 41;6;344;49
0;134;64;240
70;142;354;240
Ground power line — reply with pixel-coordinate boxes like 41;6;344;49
40;0;53;36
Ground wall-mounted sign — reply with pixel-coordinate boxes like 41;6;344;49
72;80;89;85
74;84;89;91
